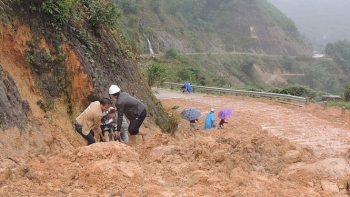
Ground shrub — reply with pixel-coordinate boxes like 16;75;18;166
40;0;73;26
87;0;121;29
165;47;178;58
147;63;165;86
164;111;179;134
279;85;311;97
276;85;327;101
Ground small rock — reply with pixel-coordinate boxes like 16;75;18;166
283;150;301;164
212;150;226;162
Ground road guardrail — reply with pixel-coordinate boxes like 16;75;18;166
157;82;308;106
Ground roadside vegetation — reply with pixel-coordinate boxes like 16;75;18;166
140;52;347;102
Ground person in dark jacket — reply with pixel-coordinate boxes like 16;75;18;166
109;85;147;138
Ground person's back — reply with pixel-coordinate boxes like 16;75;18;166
109;85;147;137
115;92;145;122
185;83;192;93
75;98;111;145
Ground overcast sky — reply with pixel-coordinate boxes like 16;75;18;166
267;0;350;50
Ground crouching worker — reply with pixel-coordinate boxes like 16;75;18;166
101;108;129;143
109;85;147;145
109;85;147;136
75;98;111;145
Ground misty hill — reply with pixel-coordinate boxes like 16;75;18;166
115;0;312;56
267;0;350;50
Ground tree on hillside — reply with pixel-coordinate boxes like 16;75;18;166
325;40;350;72
165;47;178;58
147;63;165;86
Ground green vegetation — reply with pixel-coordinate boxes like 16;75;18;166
146;63;165;86
165;47;178;59
15;0;121;30
139;51;349;102
86;0;121;29
12;0;123;117
40;0;74;27
343;83;350;102
269;85;326;101
5;0;350;128
114;0;304;54
36;99;53;112
325;39;350;73
328;101;350;110
163;111;179;134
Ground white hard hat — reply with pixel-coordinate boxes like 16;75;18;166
109;85;120;94
210;108;215;112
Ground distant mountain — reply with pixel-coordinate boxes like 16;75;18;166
267;0;350;50
116;0;312;55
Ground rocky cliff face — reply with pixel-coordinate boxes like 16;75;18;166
0;3;169;160
0;66;31;131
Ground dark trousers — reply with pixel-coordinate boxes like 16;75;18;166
75;121;96;145
128;109;147;135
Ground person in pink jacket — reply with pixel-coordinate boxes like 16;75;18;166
75;98;112;145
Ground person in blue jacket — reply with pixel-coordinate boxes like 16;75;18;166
185;83;192;93
204;108;216;129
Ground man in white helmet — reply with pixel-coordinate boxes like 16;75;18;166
109;85;147;139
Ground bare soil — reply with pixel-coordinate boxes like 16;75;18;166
2;88;350;196
156;88;350;156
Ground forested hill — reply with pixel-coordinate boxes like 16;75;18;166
115;0;312;56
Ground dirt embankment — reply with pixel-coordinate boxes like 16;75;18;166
1;88;350;196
